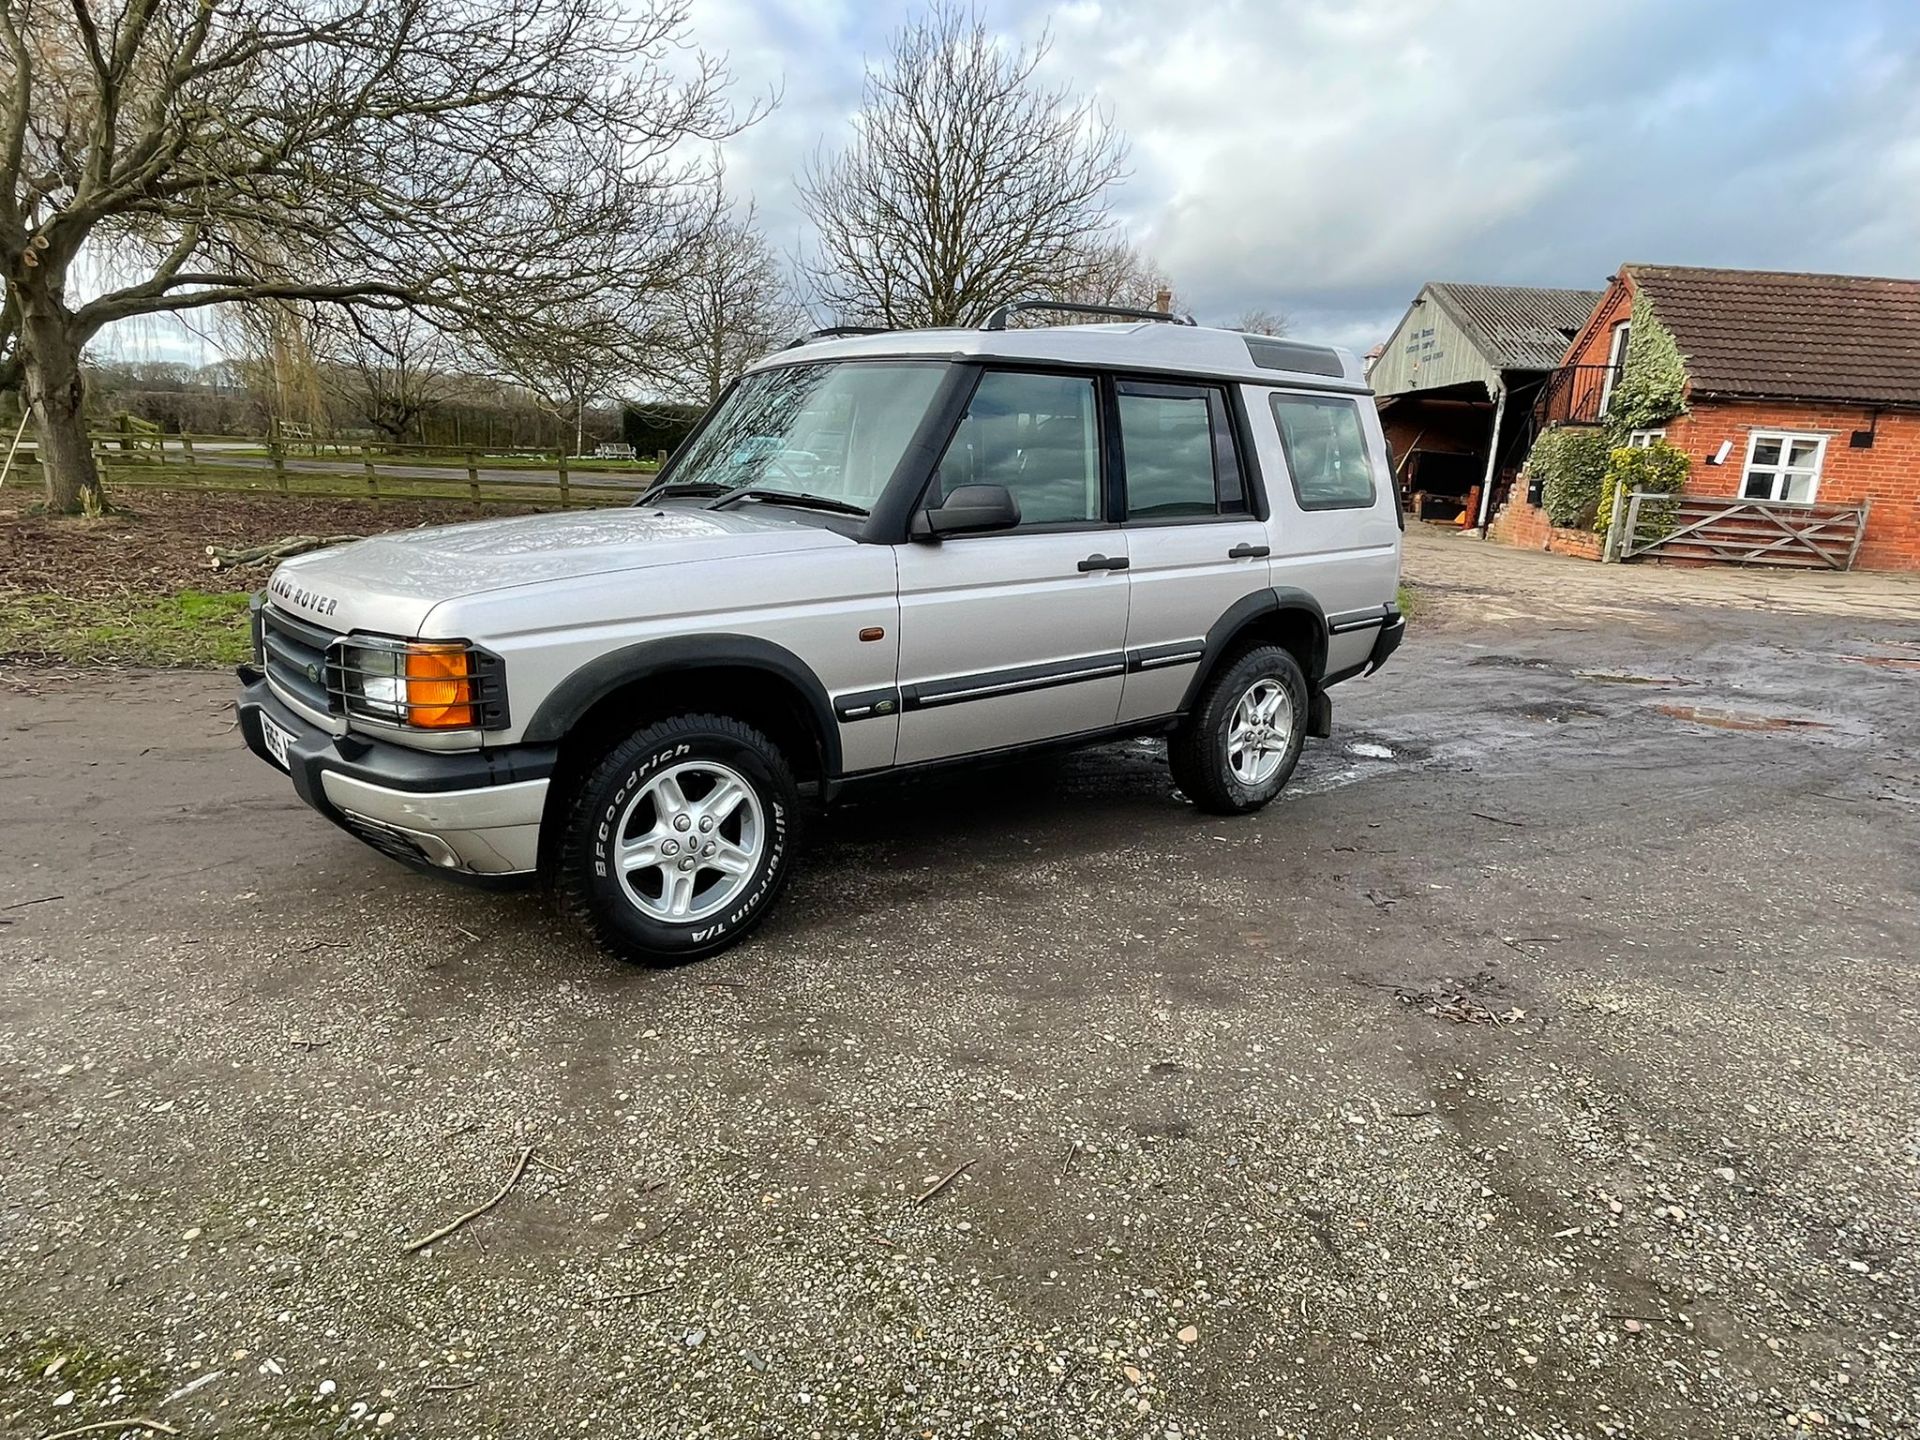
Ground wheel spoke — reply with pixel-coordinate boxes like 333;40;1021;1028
700;775;748;823
660;867;697;918
620;833;665;872
708;838;755;877
651;772;690;820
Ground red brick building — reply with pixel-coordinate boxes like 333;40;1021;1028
1488;265;1920;570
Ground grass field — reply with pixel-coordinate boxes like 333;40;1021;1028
0;588;252;667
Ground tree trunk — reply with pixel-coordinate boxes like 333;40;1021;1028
18;296;103;514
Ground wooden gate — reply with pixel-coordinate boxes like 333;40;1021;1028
1612;491;1871;570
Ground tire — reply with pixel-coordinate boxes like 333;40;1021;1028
1168;645;1310;815
558;713;800;965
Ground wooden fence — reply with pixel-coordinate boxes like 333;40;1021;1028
1611;491;1871;570
2;432;658;510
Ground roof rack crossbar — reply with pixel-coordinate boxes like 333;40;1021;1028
785;324;890;349
981;300;1197;332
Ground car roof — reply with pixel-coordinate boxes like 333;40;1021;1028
745;321;1371;393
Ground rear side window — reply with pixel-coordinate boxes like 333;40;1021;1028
1117;381;1248;521
1269;394;1376;510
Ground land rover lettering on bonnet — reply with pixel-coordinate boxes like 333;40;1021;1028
234;303;1405;964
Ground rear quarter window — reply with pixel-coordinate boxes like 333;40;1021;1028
1269;393;1376;510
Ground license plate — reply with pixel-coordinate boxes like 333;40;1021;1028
261;714;295;771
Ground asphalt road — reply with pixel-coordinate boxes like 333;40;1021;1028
2;533;1917;1438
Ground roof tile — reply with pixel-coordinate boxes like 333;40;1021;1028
1628;264;1920;408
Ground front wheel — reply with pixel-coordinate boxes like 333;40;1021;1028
558;714;800;965
1168;646;1309;815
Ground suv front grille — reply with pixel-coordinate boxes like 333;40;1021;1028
259;604;339;717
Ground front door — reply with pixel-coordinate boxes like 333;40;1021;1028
893;369;1130;766
1110;379;1273;721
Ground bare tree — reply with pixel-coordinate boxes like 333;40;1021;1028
481;298;650;455
1233;307;1291;337
657;206;805;405
323;310;465;444
1;0;745;511
798;4;1128;329
1053;240;1181;319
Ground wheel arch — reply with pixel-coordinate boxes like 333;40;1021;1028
1180;588;1328;712
524;635;839;864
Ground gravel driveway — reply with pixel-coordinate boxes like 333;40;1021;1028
3;531;1917;1439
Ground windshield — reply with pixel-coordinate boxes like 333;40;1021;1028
659;361;950;513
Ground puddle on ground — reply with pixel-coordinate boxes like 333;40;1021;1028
1841;655;1920;672
1516;700;1603;724
1348;741;1395;759
1576;670;1696;686
1469;655;1561;671
1653;703;1832;732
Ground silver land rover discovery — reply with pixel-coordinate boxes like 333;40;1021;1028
236;302;1405;963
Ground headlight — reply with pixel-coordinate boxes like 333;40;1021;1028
332;637;499;730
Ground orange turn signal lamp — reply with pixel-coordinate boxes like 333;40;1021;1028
403;643;477;728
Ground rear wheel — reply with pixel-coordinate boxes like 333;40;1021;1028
559;714;799;965
1168;646;1309;814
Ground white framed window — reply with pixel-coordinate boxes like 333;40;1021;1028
1598;321;1631;413
1627;429;1666;448
1741;431;1827;503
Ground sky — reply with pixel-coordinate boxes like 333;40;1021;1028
688;0;1920;352
105;0;1920;365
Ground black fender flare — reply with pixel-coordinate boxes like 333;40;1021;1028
1179;587;1329;711
520;633;842;776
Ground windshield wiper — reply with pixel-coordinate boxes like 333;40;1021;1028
706;485;869;517
635;478;731;504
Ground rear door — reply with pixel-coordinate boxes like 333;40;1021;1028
891;368;1131;766
1256;389;1401;679
1113;379;1272;722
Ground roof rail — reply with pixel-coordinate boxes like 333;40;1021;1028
785;324;890;349
981;300;1198;331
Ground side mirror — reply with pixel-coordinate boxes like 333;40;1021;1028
910;483;1021;540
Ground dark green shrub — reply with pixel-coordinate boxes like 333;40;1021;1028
1527;425;1611;528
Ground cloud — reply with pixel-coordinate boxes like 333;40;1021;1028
709;0;1920;350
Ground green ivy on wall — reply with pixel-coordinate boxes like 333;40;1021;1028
1604;290;1689;442
1526;425;1612;528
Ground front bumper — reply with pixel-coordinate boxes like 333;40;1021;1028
236;673;556;877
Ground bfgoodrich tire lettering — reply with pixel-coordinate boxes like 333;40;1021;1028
1168;645;1309;815
560;713;799;965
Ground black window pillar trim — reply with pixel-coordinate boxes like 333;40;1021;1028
861;361;984;546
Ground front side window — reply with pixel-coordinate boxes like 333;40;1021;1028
1117;383;1249;520
933;370;1102;526
1628;428;1666;448
1742;431;1825;502
1269;393;1376;510
664;361;950;512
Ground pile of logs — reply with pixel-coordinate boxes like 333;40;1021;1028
205;535;363;571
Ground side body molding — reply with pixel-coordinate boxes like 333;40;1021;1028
519;633;843;776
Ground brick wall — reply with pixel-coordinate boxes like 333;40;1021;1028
1656;401;1920;570
1485;491;1605;559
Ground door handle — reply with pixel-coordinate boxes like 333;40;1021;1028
1077;553;1129;572
1228;543;1271;559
